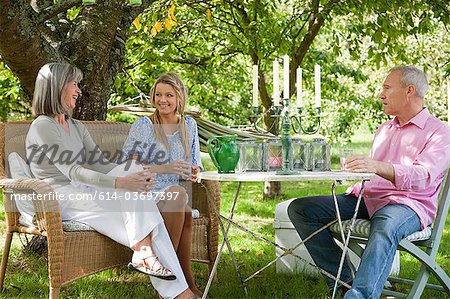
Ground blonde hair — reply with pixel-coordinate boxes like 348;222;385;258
149;72;190;160
32;63;83;117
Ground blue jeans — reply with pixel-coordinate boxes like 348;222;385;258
287;194;421;299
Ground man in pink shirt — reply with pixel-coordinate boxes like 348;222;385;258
288;66;450;299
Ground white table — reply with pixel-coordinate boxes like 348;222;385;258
197;171;375;299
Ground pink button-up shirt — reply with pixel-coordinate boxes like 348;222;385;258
352;108;450;229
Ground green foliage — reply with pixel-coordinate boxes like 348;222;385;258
0;62;31;121
106;111;139;124
1;0;449;136
113;2;255;126
110;0;449;144
328;1;450;124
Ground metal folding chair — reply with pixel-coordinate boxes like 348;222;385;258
330;167;450;298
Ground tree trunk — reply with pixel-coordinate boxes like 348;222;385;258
0;0;60;100
255;0;325;200
0;0;146;257
25;236;48;258
263;181;282;199
0;0;146;120
257;57;282;198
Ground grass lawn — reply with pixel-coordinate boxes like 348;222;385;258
0;131;449;298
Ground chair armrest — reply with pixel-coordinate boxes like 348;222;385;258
0;178;63;235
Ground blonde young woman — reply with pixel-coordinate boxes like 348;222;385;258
26;63;197;299
122;73;203;296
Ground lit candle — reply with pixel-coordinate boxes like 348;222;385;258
283;55;289;99
296;68;302;107
273;60;280;106
315;64;321;108
252;65;258;107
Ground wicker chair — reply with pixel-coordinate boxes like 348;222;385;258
0;121;220;298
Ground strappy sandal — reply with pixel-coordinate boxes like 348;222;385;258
128;252;176;280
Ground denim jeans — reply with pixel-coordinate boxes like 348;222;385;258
287;194;421;299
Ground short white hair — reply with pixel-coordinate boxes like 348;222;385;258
389;66;428;99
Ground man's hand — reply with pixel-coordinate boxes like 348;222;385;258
345;156;395;183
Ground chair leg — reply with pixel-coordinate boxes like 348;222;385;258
400;240;450;296
49;287;60;299
0;232;13;291
208;261;218;282
407;264;429;299
47;236;63;299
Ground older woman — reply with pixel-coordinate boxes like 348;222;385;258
122;72;203;296
26;63;198;299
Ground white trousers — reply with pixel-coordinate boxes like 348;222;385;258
56;163;188;298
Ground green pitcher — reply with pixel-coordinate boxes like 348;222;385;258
207;135;240;173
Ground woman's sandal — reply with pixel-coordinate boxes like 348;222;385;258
128;253;176;280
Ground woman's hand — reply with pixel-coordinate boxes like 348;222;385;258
115;170;155;192
190;165;200;182
143;160;192;179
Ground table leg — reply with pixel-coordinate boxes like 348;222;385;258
331;180;367;299
217;187;353;291
244;218;341;283
202;181;248;298
332;181;356;280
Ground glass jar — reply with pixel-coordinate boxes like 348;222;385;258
263;138;283;172
291;138;309;171
309;137;331;171
237;140;264;172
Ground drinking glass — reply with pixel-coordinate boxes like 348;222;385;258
339;149;354;171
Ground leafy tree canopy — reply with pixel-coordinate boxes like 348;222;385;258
1;0;449;142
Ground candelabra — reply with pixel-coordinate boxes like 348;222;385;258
250;99;322;136
279;100;293;174
250;98;322;174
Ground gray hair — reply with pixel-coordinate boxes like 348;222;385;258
389;66;428;99
32;63;83;116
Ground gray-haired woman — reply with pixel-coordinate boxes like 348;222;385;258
26;63;198;299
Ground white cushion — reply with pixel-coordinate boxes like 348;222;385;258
330;219;432;242
8;152;33;179
19;215;95;231
8;152;35;226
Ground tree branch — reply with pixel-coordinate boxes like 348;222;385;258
37;0;80;23
173;56;208;66
0;1;62;95
289;0;340;97
233;2;259;62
